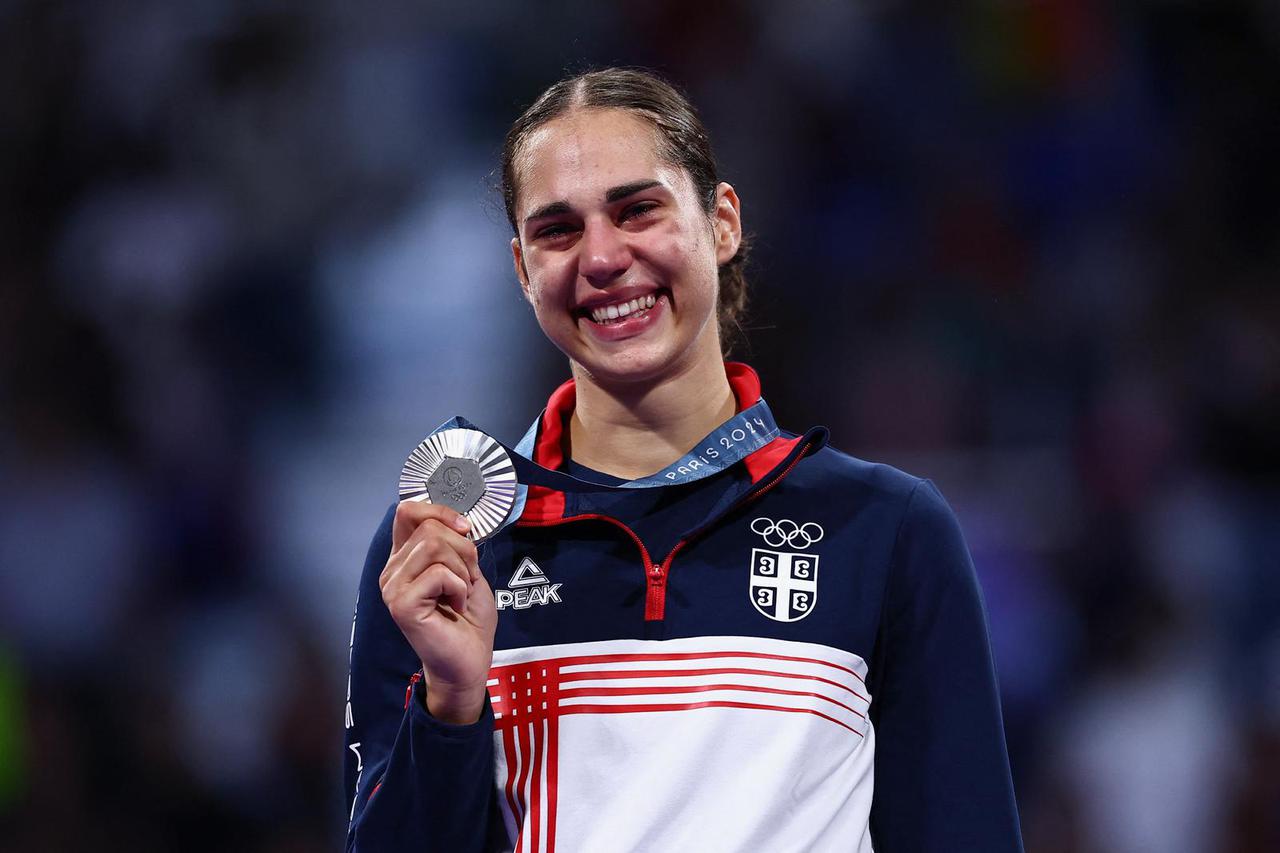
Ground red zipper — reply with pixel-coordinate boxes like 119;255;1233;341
519;512;666;614
647;438;814;618
403;670;423;710
516;438;816;621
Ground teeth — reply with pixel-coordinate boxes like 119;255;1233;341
589;293;657;324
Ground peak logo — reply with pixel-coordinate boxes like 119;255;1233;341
495;557;563;611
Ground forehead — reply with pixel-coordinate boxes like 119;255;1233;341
514;108;688;215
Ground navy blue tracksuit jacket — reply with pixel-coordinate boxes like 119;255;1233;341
344;363;1023;852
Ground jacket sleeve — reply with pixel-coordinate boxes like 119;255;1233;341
343;503;508;852
867;480;1024;852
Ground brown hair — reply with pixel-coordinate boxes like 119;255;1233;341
500;67;750;354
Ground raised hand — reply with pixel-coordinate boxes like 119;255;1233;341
379;500;498;724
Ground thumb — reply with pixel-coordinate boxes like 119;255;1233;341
470;565;494;597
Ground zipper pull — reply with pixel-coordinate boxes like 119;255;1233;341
404;670;424;710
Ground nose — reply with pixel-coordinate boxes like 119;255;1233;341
577;217;632;285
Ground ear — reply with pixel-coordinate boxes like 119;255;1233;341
511;236;532;302
712;182;742;266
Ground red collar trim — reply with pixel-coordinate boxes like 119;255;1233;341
519;362;777;522
531;378;575;470
530;362;762;468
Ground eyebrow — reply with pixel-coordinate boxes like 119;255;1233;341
605;179;662;203
523;179;664;227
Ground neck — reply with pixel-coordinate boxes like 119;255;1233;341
567;357;735;480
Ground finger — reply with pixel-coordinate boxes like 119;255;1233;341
469;563;494;601
382;528;464;592
378;514;481;594
387;535;473;593
409;562;471;616
398;519;481;590
392;499;471;550
398;516;478;563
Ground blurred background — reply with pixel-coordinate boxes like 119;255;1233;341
2;1;1278;850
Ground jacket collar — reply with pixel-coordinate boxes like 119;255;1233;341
518;363;814;523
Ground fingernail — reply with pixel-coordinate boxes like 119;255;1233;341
453;515;471;533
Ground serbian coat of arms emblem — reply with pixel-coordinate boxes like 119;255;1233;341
748;518;823;623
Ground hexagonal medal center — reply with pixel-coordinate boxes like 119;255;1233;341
425;456;485;514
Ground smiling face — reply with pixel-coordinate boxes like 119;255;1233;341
510;108;741;388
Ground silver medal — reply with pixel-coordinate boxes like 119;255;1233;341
399;428;519;542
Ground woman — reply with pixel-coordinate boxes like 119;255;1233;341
344;68;1023;852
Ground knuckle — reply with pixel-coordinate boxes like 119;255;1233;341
420;537;450;563
379;562;398;591
394;499;420;523
414;518;446;544
429;562;460;585
397;499;447;528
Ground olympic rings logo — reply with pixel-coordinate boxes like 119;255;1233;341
750;517;824;549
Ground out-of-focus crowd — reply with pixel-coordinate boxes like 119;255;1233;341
1;2;1276;850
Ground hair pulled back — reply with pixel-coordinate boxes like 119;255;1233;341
500;67;750;354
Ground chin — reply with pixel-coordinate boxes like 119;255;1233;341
579;352;669;385
542;302;719;389
576;326;727;389
573;341;689;388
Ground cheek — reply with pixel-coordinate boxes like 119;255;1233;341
651;218;712;271
526;284;572;339
523;258;571;307
664;223;719;294
527;299;562;346
527;287;555;321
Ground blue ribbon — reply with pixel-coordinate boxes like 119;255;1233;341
430;397;779;529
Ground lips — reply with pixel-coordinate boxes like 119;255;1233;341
576;290;669;341
574;286;667;324
587;292;657;324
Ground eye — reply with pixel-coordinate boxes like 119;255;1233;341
620;201;659;222
534;222;578;243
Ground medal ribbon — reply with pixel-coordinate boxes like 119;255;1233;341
511;395;779;489
432;396;777;491
421;397;779;530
